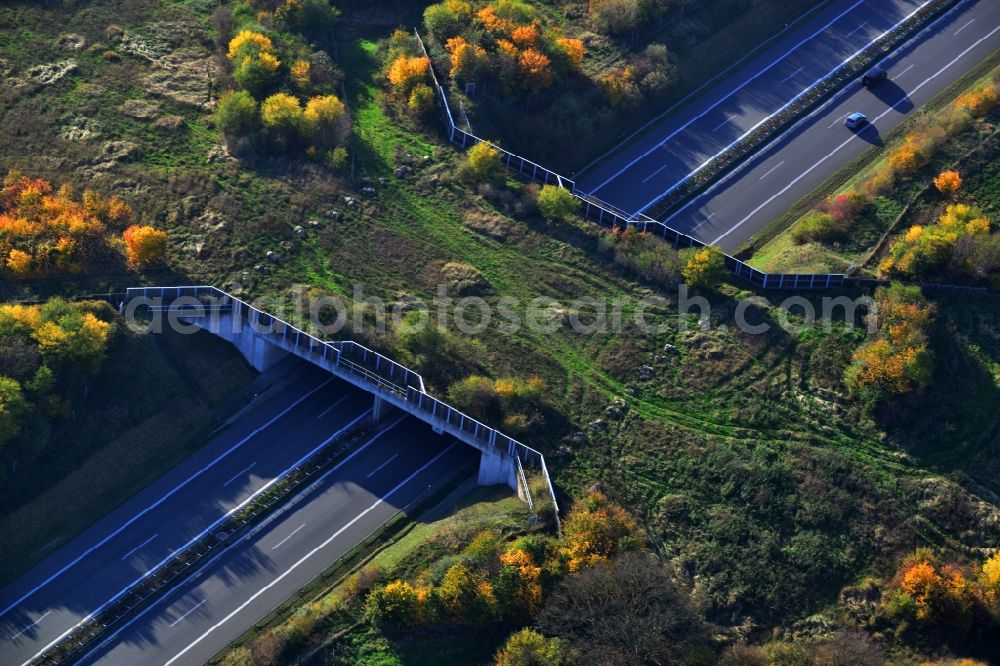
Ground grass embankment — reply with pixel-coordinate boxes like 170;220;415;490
748;51;1000;274
0;327;256;586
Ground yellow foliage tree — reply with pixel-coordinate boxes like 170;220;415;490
290;59;311;90
679;245;727;289
459;141;502;183
555;37;585;69
6;249;31;276
303;94;346;147
387;55;429;94
227;30;274;60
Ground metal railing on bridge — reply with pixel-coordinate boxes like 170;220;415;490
124;286;560;527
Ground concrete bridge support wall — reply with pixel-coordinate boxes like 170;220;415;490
477;448;516;489
188;313;289;372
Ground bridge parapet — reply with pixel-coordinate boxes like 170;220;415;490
124;286;559;528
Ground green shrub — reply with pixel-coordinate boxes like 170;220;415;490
458;141;504;184
216;90;259;138
535;185;579;222
792;212;842;244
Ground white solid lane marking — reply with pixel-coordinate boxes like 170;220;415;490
222;463;256;488
780;66;804;83
18;404;372;666
586;0;871;195
627;0;940;218
51;416;407;666
163;442;459;666
827;115;845;128
845;21;868;38
120;534;159;561
0;377;334;621
954;18;975;36
660;0;982;232
168;599;207;627
271;524;306;550
711;114;738;132
759;161;786;180
316;395;348;419
711;23;1000;247
10;612;51;640
366;454;400;479
892;63;915;80
640;164;668;184
689;213;716;233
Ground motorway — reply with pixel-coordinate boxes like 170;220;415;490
577;0;1000;251
0;360;375;666
81;418;473;666
663;0;1000;252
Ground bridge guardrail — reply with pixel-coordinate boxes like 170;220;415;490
125;286;560;527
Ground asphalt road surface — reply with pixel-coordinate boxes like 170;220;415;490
79;418;474;666
577;0;999;247
662;0;1000;252
0;360;374;666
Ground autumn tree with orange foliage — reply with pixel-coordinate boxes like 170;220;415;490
882;549;1000;643
0;171;136;277
387;55;430;95
561;491;640;572
845;284;934;405
123;225;169;268
445;37;489;81
421;0;585;98
933;169;962;196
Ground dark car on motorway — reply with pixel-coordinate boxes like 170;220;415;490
862;65;888;86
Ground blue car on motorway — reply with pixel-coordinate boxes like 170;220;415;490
844;112;868;129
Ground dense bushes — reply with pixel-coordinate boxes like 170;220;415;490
598;227;681;286
422;0;584;98
215;11;349;161
0;298;113;451
447;375;545;435
0;171;164;277
845;284;934;405
880;549;1000;649
364;491;641;630
881;201;997;282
